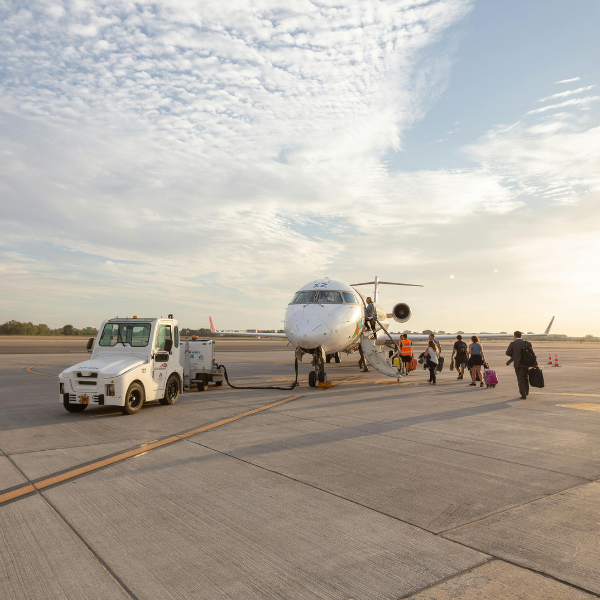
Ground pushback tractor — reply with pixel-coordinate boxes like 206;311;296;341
59;316;184;415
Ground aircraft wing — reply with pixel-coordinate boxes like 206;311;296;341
383;317;555;342
209;317;288;339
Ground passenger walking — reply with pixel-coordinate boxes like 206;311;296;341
468;336;486;387
365;297;377;335
506;331;536;399
424;340;439;385
399;333;413;375
451;335;468;380
429;333;442;372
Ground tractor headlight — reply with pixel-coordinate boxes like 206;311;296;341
107;384;115;396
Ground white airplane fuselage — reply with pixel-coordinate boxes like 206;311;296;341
283;278;385;354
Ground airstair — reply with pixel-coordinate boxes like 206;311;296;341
360;321;403;379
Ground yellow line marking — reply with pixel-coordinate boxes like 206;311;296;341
374;380;420;386
0;394;303;505
557;404;600;412
26;366;57;378
531;392;600;397
330;375;360;387
0;485;36;504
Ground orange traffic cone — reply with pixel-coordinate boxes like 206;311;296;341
548;353;553;365
553;354;561;367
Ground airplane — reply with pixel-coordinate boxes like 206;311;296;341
210;276;554;387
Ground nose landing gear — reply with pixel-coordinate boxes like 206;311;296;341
308;349;327;387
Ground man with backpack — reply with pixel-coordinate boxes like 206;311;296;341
451;335;468;380
506;331;537;399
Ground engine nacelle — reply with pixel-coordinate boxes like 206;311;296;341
391;302;411;323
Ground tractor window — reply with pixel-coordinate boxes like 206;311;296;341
99;323;151;347
292;291;317;304
317;291;343;303
155;324;172;350
99;323;120;346
174;326;179;347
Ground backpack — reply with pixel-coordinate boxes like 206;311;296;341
521;341;537;368
456;341;468;357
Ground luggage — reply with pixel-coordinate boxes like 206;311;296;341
409;357;417;371
529;366;545;388
392;357;400;369
437;356;444;372
484;369;498;388
450;359;455;371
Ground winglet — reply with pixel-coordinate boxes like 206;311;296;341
544;316;555;336
209;316;216;334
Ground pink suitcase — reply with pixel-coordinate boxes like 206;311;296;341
484;369;498;388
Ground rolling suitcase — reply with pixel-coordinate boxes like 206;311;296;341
409;357;417;371
484;369;498;388
528;366;544;388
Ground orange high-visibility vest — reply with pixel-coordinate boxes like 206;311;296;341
400;339;412;356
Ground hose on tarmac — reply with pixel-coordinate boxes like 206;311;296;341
216;358;299;390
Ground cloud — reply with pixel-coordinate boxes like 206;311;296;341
539;85;596;102
526;95;600;115
0;2;599;334
556;77;580;84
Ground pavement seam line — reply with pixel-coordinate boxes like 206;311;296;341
186;441;600;599
182;437;485;546
2;453;138;600
438;480;600;536
397;558;496;599
0;394;302;506
258;407;594;481
433;540;600;599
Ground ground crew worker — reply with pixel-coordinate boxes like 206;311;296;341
365;297;377;335
399;333;413;375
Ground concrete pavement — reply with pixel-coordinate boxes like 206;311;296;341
1;340;599;598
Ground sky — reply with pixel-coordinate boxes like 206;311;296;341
0;0;599;336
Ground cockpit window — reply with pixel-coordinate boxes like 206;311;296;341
292;291;317;304
342;292;358;303
317;291;342;303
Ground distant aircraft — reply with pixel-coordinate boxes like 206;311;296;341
210;276;554;387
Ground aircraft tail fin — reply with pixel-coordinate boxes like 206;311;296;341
544;316;555;336
209;316;216;333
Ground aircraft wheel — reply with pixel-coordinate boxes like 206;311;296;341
308;371;317;387
63;400;87;413
121;382;145;415
197;376;208;392
334;353;341;363
318;371;327;384
325;354;331;364
160;375;180;405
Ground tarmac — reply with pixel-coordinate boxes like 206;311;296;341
1;337;600;599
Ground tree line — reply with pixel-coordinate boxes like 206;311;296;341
0;320;98;336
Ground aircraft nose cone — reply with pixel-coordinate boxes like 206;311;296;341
288;318;328;349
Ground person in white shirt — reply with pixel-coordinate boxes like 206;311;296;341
424;340;439;385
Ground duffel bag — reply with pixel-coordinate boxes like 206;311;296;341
529;366;545;388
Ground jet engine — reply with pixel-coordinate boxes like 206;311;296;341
391;302;411;323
